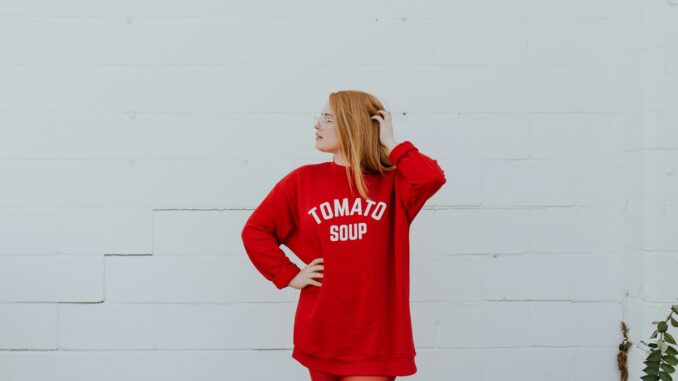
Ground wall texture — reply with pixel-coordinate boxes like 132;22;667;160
623;0;678;380
0;0;674;380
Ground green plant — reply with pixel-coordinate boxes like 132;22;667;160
640;304;678;381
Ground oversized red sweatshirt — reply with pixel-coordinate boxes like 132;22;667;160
240;140;446;376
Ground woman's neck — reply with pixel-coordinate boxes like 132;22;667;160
332;153;350;167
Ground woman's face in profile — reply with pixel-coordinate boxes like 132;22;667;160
314;102;339;153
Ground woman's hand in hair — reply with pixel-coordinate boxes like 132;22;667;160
371;109;398;151
288;257;324;289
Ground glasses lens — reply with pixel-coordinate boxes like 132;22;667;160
315;114;325;127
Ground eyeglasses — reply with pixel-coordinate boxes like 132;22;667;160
313;112;335;128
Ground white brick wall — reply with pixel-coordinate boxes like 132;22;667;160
0;0;674;380
623;1;678;381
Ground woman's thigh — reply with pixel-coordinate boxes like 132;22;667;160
308;368;341;381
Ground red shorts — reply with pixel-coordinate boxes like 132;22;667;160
308;368;396;381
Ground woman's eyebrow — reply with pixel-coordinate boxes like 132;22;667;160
321;112;334;117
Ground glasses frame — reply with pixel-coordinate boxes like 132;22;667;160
314;112;335;128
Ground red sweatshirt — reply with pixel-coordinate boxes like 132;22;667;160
240;140;446;376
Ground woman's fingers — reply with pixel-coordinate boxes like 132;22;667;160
303;257;325;287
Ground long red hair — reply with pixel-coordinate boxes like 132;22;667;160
328;90;396;200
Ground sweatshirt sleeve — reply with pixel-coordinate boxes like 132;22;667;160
241;170;302;290
388;140;447;224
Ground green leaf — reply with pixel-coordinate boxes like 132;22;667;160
645;365;660;375
661;363;676;374
642;375;660;381
671;317;678;328
672;305;678;314
668;346;678;356
647;363;662;369
666;332;677;345
664;355;678;366
658;371;671;381
659;321;669;333
650;351;664;361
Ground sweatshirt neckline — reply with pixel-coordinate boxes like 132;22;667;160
328;160;382;177
330;159;351;171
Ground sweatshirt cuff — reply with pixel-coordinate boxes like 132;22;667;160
387;140;417;165
273;263;302;290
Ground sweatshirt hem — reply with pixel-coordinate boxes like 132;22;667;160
292;347;417;377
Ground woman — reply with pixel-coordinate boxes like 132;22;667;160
241;90;446;381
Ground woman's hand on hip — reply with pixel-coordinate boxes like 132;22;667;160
288;257;324;289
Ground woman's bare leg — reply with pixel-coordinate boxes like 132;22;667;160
308;368;341;381
340;376;396;381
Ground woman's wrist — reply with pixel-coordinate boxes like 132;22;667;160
383;139;398;154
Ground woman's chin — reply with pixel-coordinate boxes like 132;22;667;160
314;144;333;153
